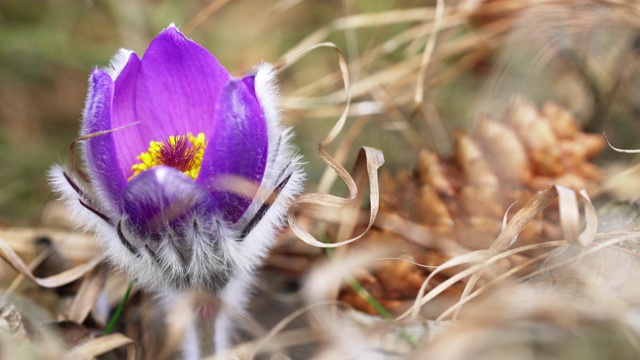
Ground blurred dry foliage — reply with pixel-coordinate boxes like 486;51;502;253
2;0;640;359
333;97;604;314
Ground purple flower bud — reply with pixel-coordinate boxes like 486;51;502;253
49;25;305;300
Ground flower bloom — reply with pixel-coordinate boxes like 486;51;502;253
49;26;304;297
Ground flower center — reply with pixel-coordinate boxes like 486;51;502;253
129;132;206;180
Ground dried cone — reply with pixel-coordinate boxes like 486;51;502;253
338;96;604;314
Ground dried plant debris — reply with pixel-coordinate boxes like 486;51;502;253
0;304;29;341
0;228;139;359
309;96;640;358
0;294;66;359
418;284;640;360
336;97;604;315
10;309;114;360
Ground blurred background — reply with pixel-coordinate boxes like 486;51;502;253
3;0;639;227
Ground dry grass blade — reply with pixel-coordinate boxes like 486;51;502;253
332;8;436;30
66;262;108;324
436;251;554;321
551;185;598;247
400;240;569;321
0;228;101;262
579;190;598;247
317;117;369;195
406;249;496;319
281;42;353;190
278;8;436;72
269;0;304;15
288;146;384;248
307;43;351;147
455;185;596;319
454;185;578;319
492;188;558;250
0;236;105;288
604;133;640;153
4;245;53;296
419;280;640;359
183;0;232;34
519;233;640;283
373;211;456;251
283;42;385;248
556;185;580;245
65;333;137;360
69;121;139;180
414;0;445;107
502;202;520;247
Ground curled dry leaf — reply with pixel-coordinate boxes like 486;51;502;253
286;43;386;249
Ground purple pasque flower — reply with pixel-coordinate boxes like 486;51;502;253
49;25;304;299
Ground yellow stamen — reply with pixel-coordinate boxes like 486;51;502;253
129;132;206;181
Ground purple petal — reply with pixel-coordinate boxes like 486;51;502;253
82;69;123;210
241;75;255;94
111;26;231;176
197;78;268;223
110;51;142;182
122;166;218;239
